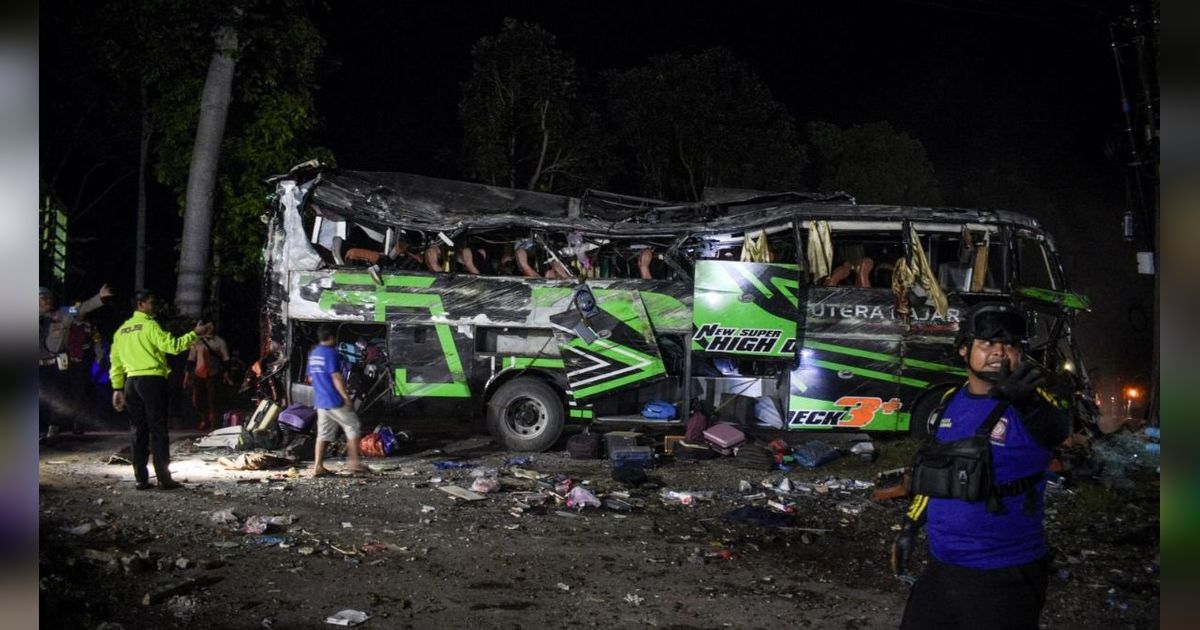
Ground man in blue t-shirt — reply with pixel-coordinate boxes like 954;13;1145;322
893;302;1070;629
306;325;369;478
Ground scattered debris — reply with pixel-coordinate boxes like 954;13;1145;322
242;515;295;534
469;477;500;494
661;489;713;505
836;500;870;516
166;594;199;622
433;461;474;470
438;485;486;501
63;522;96;536
210;509;239;525
219;452;293;471
142;576;223;606
792;441;840;468
325;609;370;626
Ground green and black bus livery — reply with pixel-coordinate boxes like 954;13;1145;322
259;165;1094;450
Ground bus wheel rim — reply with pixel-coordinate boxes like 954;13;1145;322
504;396;548;437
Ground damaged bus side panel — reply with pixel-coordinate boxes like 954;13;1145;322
255;163;1096;451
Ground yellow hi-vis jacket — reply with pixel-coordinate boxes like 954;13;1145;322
110;311;197;390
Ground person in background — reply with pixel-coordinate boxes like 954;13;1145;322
90;329;114;427
183;325;233;432
63;310;96;434
306;325;370;478
110;289;212;490
39;284;112;440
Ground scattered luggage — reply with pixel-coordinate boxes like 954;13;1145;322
567;432;602;459
640;399;676;420
604;432;640;455
792;440;841;468
703;423;745;456
672;440;718;460
610;445;655;470
735;443;776;470
238;400;283;451
223;409;250;427
278;404;317;433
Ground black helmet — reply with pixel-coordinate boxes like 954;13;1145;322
955;302;1028;348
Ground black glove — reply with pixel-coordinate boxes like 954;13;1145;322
890;517;920;577
990;359;1046;411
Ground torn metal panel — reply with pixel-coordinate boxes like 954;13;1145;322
549;288;667;400
291;165;1046;239
280;180;322;272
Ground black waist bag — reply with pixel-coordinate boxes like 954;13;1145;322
910;401;1008;503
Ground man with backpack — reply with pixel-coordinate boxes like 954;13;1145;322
183;326;232;432
892;302;1071;629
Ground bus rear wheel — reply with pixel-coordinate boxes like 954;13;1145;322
487;378;564;452
909;384;958;440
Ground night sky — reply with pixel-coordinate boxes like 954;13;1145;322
41;0;1156;400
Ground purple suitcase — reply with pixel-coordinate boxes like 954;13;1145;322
703;423;745;455
278;404;317;433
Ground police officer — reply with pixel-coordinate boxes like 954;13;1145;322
892;302;1071;629
110;290;212;490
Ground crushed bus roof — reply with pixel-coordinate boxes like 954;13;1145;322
283;165;1044;238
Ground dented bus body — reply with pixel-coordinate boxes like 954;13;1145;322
258;163;1095;451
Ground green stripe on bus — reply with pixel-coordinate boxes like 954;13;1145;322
731;264;774;298
505;357;566;370
808;359;929;389
804;340;967;377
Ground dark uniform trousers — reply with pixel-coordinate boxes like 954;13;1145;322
900;555;1050;630
125;375;172;483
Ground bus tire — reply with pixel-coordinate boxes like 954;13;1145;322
486;377;564;452
909;384;958;440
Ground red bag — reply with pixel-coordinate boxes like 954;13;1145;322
685;410;709;442
360;433;386;458
195;343;211;379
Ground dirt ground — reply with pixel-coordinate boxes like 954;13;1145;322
38;423;1159;630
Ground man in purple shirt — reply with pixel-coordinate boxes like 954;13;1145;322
893;302;1070;629
306;325;369;478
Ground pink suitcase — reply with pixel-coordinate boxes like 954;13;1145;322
703;423;745;456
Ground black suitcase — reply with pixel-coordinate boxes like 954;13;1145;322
567;432;602;459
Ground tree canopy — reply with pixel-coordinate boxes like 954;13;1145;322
458;18;610;195
602;47;806;201
154;2;334;284
804;121;941;205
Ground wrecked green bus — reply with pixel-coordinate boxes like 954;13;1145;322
257;163;1095;451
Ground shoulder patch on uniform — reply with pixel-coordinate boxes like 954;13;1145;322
989;417;1009;446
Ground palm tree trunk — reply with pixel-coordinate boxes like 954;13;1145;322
175;25;237;318
135;82;152;290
